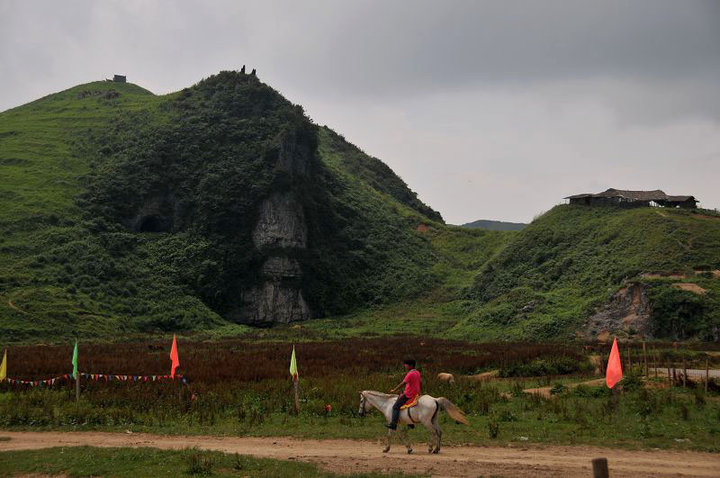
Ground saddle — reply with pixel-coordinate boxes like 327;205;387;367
399;394;420;410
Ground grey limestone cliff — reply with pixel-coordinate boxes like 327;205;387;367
239;130;314;325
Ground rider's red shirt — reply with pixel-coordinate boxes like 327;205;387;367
403;369;421;398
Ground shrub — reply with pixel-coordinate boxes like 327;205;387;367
499;356;589;378
185;448;215;476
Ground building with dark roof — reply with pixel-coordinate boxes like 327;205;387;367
565;188;697;209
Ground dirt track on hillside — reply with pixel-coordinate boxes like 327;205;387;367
1;431;719;477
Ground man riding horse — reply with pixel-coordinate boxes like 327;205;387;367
358;358;468;454
387;358;421;430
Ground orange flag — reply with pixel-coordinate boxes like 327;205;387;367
606;337;623;389
169;335;180;378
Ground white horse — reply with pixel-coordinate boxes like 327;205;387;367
358;390;468;454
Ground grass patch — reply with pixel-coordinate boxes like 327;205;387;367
0;446;416;477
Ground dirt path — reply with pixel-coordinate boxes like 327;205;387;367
6;299;27;314
1;431;718;477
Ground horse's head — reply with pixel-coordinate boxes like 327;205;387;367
358;391;368;417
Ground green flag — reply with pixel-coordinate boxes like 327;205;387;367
289;346;298;382
72;340;78;379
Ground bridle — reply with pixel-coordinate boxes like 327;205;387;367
358;393;367;417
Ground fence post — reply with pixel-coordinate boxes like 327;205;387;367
682;357;687;388
75;373;80;402
705;358;709;393
654;351;658;379
643;341;648;378
592;457;609;478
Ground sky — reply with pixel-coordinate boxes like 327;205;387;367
1;0;719;224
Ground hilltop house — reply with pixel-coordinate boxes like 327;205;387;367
113;75;126;83
565;188;697;209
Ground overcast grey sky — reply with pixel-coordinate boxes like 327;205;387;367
2;0;719;223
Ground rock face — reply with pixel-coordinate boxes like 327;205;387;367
239;130;314;325
251;192;307;249
241;256;310;325
584;282;652;339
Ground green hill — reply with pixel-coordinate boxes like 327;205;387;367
451;205;720;341
2;73;718;343
0;72;510;341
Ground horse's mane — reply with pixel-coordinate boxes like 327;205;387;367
362;390;397;399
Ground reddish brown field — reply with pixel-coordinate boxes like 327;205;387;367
3;338;585;384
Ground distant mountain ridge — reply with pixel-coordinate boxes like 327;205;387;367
461;219;526;231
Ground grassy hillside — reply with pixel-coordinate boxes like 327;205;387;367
0;72;508;341
451;205;720;341
0;81;187;339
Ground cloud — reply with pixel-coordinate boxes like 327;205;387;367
1;0;718;221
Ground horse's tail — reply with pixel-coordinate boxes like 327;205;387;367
436;397;469;425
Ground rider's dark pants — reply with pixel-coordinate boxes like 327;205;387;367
389;394;410;429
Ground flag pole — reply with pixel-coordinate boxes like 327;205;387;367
290;345;300;415
293;378;300;415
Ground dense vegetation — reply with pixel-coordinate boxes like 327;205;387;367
452;205;720;341
0;72;460;340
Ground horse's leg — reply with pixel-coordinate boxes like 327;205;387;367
401;427;413;454
432;414;442;454
383;428;392;453
421;419;435;453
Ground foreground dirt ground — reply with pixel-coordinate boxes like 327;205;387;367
1;432;719;477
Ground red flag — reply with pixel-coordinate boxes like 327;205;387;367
606;337;623;389
170;335;180;379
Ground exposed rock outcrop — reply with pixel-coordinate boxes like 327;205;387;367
239;128;315;325
242;194;310;325
584;282;652;339
251;192;307;249
242;281;310;325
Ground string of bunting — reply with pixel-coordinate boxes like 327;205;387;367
4;374;71;387
1;334;185;388
4;373;185;387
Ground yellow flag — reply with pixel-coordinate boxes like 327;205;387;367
289;346;298;382
0;349;6;381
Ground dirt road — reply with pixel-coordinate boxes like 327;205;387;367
1;431;718;477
